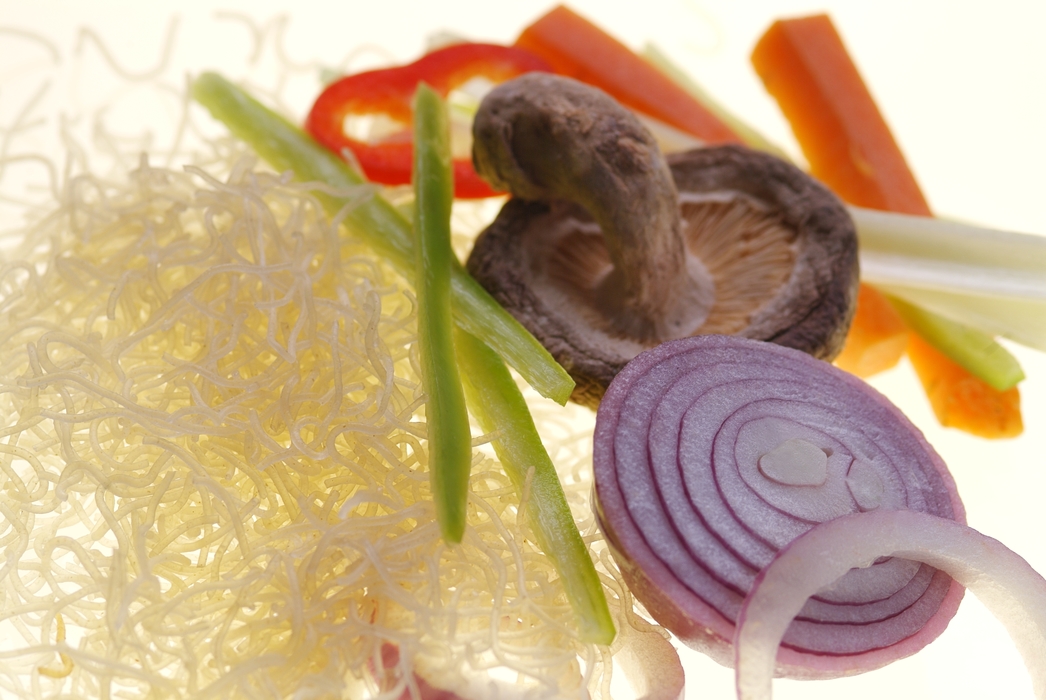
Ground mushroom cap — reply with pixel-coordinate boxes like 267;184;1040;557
471;73;710;345
670;146;859;355
468;144;859;408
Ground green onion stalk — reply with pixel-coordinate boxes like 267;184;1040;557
456;328;616;645
192;72;613;642
191;72;574;406
888;296;1024;391
411;83;473;543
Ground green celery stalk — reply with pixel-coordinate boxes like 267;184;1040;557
190;72;574;405
412;84;472;543
193;73;611;631
454;328;615;645
888;296;1024;391
851;205;1046;351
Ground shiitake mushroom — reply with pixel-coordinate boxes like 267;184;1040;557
466;73;858;407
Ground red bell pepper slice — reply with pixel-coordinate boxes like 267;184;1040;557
304;42;551;199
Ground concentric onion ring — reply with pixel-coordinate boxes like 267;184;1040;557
592;334;965;678
734;510;1046;699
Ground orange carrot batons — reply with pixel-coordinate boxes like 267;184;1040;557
751;14;931;216
752;15;917;379
515;5;742;144
908;334;1023;439
834;284;909;378
752;13;1022;437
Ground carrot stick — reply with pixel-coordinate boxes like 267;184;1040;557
750;15;915;378
751;14;1022;437
833;284;909;378
515;5;741;144
751;14;931;215
908;334;1023;439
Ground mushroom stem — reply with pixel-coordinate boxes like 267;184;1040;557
472;73;714;341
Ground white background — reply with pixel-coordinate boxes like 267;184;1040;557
2;1;1045;698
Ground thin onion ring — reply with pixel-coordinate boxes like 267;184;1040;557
734;509;1046;699
593;335;965;676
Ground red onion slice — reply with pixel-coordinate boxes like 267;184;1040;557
592;335;965;677
734;510;1046;699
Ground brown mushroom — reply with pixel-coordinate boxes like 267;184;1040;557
466;73;858;407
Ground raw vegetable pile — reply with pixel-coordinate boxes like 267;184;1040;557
0;89;630;700
1;4;1045;700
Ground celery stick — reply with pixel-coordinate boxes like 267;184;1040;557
880;286;1046;355
852;206;1046;273
888;296;1025;391
191;72;574;405
852;205;1046;351
412;84;472;543
455;328;616;645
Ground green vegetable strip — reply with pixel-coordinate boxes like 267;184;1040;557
454;328;616;645
851;205;1046;352
888;296;1025;391
190;72;574;405
412;84;472;544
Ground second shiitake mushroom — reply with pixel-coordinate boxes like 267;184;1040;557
466;73;858;407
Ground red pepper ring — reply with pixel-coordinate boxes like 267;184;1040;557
304;43;551;199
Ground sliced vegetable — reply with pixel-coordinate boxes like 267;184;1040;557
890;296;1024;391
455;329;614;644
304;42;550;199
592;334;964;678
751;14;930;215
468;74;857;407
514;5;741;144
887;284;1046;360
853;205;1046;351
735;510;1046;700
411;83;472;543
907;333;1023;439
191;72;575;405
832;284;908;377
751;14;1024;435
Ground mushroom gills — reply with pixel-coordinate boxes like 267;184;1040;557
541;189;800;341
538;203;715;343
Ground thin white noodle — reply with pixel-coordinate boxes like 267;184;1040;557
73;20;180;83
0;27;62;64
212;12;268;66
0;80;54;186
0;13;656;700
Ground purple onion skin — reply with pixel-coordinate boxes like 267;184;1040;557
592;334;965;678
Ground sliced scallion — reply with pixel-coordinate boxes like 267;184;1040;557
412;83;472;543
190;71;575;405
889;295;1024;391
853;205;1046;352
455;328;616;644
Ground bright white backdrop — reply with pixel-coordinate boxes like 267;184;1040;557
1;2;1044;698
